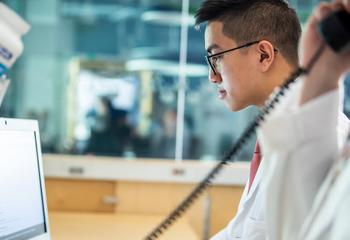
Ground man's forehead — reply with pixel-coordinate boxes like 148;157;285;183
204;22;222;51
205;21;223;38
204;21;235;52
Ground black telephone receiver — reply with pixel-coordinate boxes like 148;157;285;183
144;10;350;240
318;9;350;53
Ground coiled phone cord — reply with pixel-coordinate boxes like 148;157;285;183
144;42;326;240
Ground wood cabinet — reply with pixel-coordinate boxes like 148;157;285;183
45;178;243;238
45;178;117;212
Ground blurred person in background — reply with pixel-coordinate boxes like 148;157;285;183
86;96;133;156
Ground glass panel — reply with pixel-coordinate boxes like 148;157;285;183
0;0;347;161
1;0;184;159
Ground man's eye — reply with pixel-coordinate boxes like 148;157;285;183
212;55;222;63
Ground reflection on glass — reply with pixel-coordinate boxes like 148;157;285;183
73;69;137;156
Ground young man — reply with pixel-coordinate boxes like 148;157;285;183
195;0;300;239
194;0;348;239
258;0;350;239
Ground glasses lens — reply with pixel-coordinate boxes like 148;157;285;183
206;56;216;75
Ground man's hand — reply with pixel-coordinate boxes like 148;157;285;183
299;0;350;105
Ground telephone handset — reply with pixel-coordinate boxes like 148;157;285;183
144;10;350;240
319;9;350;52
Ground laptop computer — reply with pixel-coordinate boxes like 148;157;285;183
0;117;50;240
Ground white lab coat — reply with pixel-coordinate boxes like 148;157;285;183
211;81;305;240
258;79;350;240
299;155;350;240
211;161;266;240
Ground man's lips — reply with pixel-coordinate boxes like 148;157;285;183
217;87;227;99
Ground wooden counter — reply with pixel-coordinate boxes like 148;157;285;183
49;211;199;240
44;154;248;238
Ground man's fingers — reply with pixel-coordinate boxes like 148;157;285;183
335;0;350;11
337;0;350;12
308;2;346;33
305;3;331;38
316;3;334;20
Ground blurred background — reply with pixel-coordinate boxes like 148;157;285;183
1;0;349;162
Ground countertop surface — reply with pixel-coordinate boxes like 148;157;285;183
43;154;249;186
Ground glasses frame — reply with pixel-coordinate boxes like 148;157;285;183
205;41;260;75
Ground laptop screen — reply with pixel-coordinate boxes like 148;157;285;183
0;128;48;240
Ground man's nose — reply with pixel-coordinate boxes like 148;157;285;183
209;69;222;84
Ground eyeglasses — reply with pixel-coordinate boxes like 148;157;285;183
205;41;260;75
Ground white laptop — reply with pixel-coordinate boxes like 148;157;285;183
0;118;50;240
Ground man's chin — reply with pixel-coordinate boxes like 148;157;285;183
225;101;247;112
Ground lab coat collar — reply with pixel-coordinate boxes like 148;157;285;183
245;156;264;202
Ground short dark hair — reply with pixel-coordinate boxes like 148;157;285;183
195;0;301;67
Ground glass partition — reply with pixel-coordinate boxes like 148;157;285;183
1;0;346;161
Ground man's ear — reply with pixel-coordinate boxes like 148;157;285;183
257;40;275;72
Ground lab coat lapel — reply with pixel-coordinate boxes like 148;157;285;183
245;157;264;202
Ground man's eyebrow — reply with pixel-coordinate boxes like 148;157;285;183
206;44;220;54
